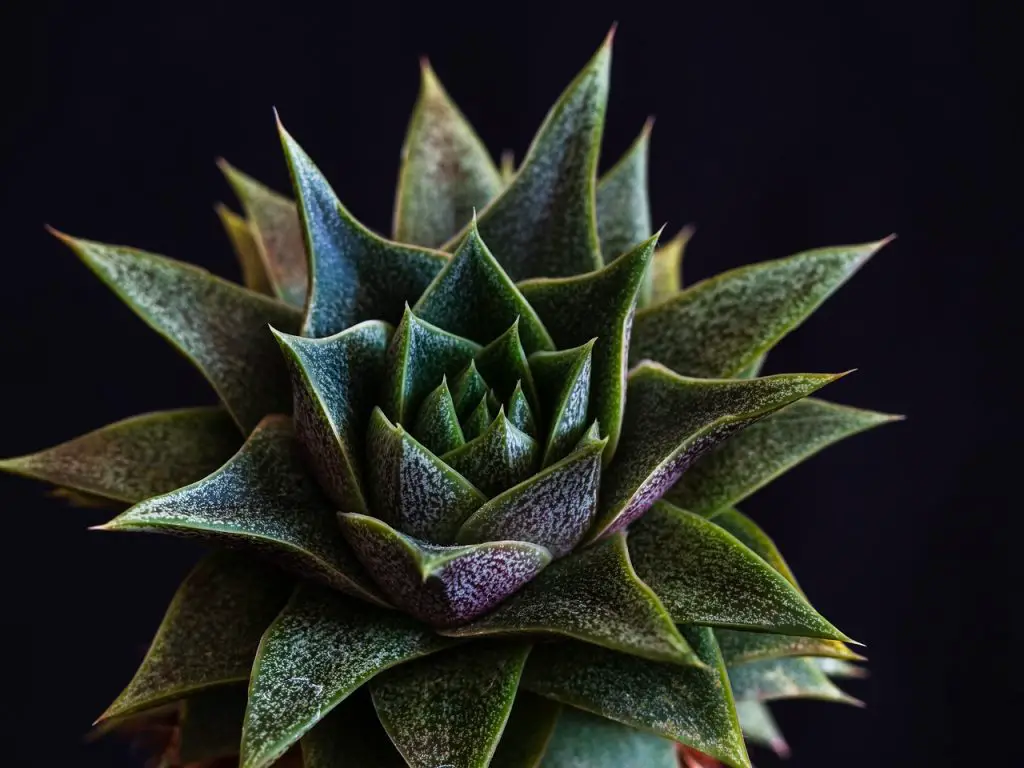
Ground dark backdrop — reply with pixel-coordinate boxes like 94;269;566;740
1;1;1018;766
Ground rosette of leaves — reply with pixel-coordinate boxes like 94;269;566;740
1;28;898;768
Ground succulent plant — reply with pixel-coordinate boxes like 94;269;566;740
1;28;899;768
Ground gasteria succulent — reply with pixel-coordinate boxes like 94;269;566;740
0;28;899;768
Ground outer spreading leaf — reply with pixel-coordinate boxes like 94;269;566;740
522;627;750;768
216;203;273;295
178;685;248;763
102;416;384;604
365;408;486;543
277;121;447;337
301;693;406;767
491;693;561;768
645;224;692;307
273;321;392;515
445;533;696;665
590;364;842;541
393;61;503;248
709;508;802;591
449;33;611;280
339;513;552;627
734;700;789;758
630;239;890;377
456;434;606;557
442;409;540;496
596;119;653;263
539;706;678;768
241;585;451;768
474;319;541;409
727;657;862;705
668;398;900;514
55;232;302;432
629;502;849;640
0;407;240;504
100;553;291;720
411;377;465;455
520;234;659;463
218;160;307;307
715;629;862;667
529;342;595;466
371;642;530;768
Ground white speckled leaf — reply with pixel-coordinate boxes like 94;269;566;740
474;318;542;410
365;408;486;544
55;233;302;433
414;224;555;353
507;381;539;438
445;34;611;280
371;642;530;768
411;376;466;455
103;416;384;604
216;203;274;296
630;502;848;640
539;706;678;768
596;119;653;263
178;684;247;764
442;409;540;497
273;321;392;516
589;364;842;541
709;508;802;591
338;512;552;628
727;657;862;706
218;160;307;307
668;398;900;515
491;692;561;768
645;225;692;307
630;239;891;377
733;701;789;759
301;693;406;767
445;533;697;665
456;434;606;557
520;233;659;464
393;61;503;248
529;342;595;467
0;407;240;504
715;629;862;667
101;553;291;720
241;584;452;768
276;121;448;337
522;626;750;768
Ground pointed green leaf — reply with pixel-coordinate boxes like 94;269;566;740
499;150;516;185
715;629;863;667
338;512;552;628
596;119;653;263
456;434;606;557
393;61;503;248
218;160;308;307
216;203;274;296
540;706;678;768
102;416;384;605
277;121;448;337
667;398;901;515
366;408;485;544
462;394;493;441
734;701;789;759
474;318;541;409
450;360;489;418
507;381;538;438
522;627;750;768
630;239;891;378
411;376;466;455
520;234;659;463
371;642;530;768
56;233;302;432
709;508;802;591
0;407;240;504
178;685;247;763
727;657;863;705
589;364;842;541
414;223;554;352
100;553;291;720
630;502;848;640
529;341;595;467
301;693;406;768
645;225;692;306
241;584;451;768
449;36;610;280
442;409;541;496
446;533;696;665
385;306;481;424
273;320;392;516
491;692;561;768
815;658;869;679
735;354;766;379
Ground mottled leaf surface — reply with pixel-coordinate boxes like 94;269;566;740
491;693;561;768
540;706;678;768
371;642;530;768
734;701;789;758
301;694;406;767
645;225;692;306
596;120;652;263
727;658;862;705
178;685;248;763
443;410;540;497
715;629;861;667
216;203;273;296
451;360;489;418
709;508;801;591
0;408;239;504
411;377;465;455
507;381;539;437
529;342;594;466
57;233;301;432
474;319;541;408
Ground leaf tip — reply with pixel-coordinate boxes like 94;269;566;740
604;21;618;48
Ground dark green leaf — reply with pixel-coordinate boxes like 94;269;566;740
645;225;692;307
0;407;240;504
100;553;291;720
301;693;406;767
241;584;451;768
450;360;489;418
522;627;750;768
507;380;539;437
102;416;385;605
715;629;863;667
365;408;485;544
491;692;561;768
727;657;863;705
371;642;530;768
474;318;541;409
630;239;891;378
630;502;849;640
273;320;392;516
338;512;552;628
709;508;802;591
216;203;274;296
178;685;247;763
462;394;493;440
540;706;678;768
596;119;653;263
529;342;595;467
55;232;302;433
442;409;540;496
520;234;659;463
276;120;447;337
411;376;466;455
734;701;789;758
589;364;843;541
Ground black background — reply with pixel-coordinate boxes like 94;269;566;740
1;1;1018;766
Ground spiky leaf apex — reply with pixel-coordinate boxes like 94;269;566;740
411;376;466;455
442;407;541;496
393;60;503;249
529;340;596;467
733;701;790;759
507;380;539;437
540;706;679;768
727;657;864;706
596;117;654;263
645;224;693;306
275;119;448;337
715;628;863;667
474;318;542;410
462;394;494;440
215;203;274;296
